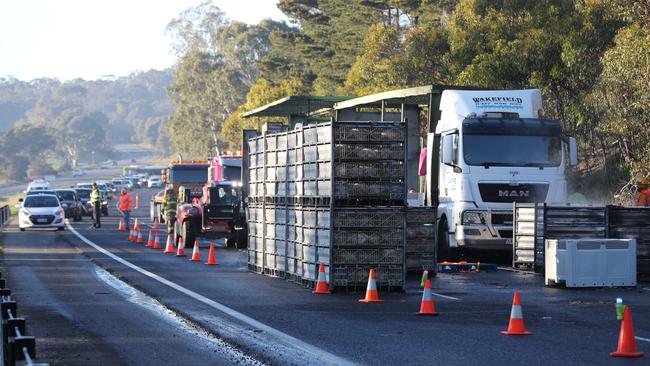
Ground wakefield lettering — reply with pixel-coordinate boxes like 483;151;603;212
472;97;523;104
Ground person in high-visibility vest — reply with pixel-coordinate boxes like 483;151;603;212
90;182;103;229
635;177;650;207
162;187;177;235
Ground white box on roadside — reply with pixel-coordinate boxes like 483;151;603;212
545;239;636;287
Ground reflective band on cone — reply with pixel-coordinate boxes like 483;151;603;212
146;230;154;247
163;234;175;254
358;269;383;303
501;291;532;335
190;240;201;261
313;262;330;294
418;279;438;316
136;230;144;244
153;233;162;249
176;237;186;256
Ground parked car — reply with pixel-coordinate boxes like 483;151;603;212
76;182;93;190
26;179;50;192
74;188;94;218
55;189;83;221
72;169;87;177
26;190;57;196
18;194;65;231
148;175;162;188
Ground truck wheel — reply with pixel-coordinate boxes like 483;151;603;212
235;228;247;249
181;220;196;250
437;219;451;261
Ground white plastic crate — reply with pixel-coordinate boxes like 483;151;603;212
545;239;636;287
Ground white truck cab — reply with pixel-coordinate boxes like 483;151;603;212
431;89;577;259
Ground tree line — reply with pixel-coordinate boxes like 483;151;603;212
0;70;173;183
167;0;649;197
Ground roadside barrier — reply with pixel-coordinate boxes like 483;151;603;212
0;205;10;228
501;291;532;335
1;282;49;365
611;307;644;358
358;269;383;303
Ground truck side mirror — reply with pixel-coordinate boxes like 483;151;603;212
442;134;454;165
569;137;578;166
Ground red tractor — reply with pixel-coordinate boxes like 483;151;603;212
174;153;246;248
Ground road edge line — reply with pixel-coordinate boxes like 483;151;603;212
65;222;355;366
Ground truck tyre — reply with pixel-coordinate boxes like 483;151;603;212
437;219;451;261
235;228;247;249
180;220;196;250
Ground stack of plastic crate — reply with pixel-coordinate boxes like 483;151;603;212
405;207;436;270
247;136;265;272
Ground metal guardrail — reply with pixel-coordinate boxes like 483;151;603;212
513;204;650;276
0;275;48;366
0;205;9;228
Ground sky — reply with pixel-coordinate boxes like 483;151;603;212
0;0;288;81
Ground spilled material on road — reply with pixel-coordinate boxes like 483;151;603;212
94;266;265;366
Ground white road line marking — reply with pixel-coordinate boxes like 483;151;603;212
66;222;354;366
430;292;461;301
636;336;650;343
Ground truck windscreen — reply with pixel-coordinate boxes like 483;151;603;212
169;165;208;184
463;134;561;167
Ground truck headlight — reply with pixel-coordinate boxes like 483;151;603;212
462;211;486;225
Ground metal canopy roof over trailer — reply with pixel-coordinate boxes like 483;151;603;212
242;95;352;128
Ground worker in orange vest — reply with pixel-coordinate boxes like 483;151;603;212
635;177;650;206
118;189;133;229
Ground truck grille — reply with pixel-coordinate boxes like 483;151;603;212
478;183;548;203
491;212;513;225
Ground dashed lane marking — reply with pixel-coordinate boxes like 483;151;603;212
430;292;461;301
65;222;355;366
636;336;650;343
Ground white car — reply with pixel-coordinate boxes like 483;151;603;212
26;179;50;192
148;175;162;188
18;194;65;231
76;182;93;190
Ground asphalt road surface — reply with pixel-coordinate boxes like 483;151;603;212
1;188;649;365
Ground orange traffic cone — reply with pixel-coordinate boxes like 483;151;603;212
135;193;140;209
146;230;154;247
418;279;438;316
312;262;330;294
128;229;134;241
163;234;175;254
153;217;160;230
611;307;645;357
190;240;201;261
358;268;383;303
176;237;186;256
136;230;144;244
133;218;140;231
118;219;126;231
205;243;218;265
501;291;532;335
153;232;162;249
